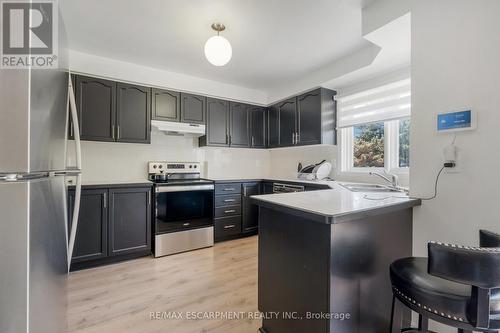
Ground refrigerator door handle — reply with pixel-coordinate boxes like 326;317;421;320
66;74;83;271
68;74;82;171
67;173;81;270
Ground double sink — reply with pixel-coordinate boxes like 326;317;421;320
339;182;406;193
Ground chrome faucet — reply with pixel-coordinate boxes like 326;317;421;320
369;170;399;189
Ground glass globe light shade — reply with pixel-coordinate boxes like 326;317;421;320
204;35;232;66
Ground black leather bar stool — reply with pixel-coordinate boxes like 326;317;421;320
389;230;500;333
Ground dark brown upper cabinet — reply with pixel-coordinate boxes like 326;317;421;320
75;75;116;142
152;88;180;122
229;102;250;148
249;106;267;148
277;97;297;147
200;98;230;147
268;88;337;148
297;88;337;146
73;75;151;144
116;83;151;144
267;105;279;148
296;90;322;146
180;93;206;124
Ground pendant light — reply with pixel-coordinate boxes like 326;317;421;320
204;23;232;66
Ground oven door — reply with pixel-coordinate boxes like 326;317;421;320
155;185;214;234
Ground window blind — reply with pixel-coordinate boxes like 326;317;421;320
336;78;411;128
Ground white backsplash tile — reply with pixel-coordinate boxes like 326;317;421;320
268;145;338;179
67;129;271;182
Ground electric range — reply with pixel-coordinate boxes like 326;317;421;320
148;161;214;257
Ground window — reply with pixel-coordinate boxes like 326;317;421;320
399;119;410;168
337;78;411;173
353;122;385;168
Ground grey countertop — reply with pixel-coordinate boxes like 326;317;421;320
251;181;421;223
210;177;334;187
67;179;153;188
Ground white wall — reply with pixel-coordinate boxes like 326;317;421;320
268;145;338;179
411;1;500;331
67;129;271;183
68;132;341;184
69;50;268;105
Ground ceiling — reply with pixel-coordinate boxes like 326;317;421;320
60;0;372;91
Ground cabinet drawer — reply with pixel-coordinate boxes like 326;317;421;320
215;194;241;207
215;205;241;218
215;216;242;238
215;183;241;195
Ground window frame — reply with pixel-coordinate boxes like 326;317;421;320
339;118;410;175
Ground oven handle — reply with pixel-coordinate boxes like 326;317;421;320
155;184;214;193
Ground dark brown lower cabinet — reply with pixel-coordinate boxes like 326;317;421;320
68;188;107;263
68;185;152;271
242;182;260;233
214;182;261;242
108;187;151;256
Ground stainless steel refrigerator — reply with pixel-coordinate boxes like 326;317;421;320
0;6;82;333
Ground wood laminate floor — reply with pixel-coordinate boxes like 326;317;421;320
68;236;260;333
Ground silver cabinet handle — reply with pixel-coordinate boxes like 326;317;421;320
103;192;107;208
295;132;299;144
223;188;235;191
224;224;236;229
252;136;254;147
117;125;120;139
292;132;295;144
183;222;190;226
224;209;236;213
148;191;151;205
224;199;236;202
112;125;115;139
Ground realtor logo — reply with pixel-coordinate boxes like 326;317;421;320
1;1;58;68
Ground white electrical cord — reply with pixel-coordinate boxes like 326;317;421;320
364;133;457;202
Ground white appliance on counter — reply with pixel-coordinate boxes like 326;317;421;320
297;160;332;180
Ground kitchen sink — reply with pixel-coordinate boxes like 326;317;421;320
339;182;405;193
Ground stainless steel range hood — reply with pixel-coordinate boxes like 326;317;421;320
151;120;206;137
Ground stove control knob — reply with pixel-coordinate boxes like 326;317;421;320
160;170;164;174
194;165;198;168
158;165;163;169
153;165;157;169
189;165;193;168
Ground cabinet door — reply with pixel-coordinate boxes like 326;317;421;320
267;105;279;148
297;89;322;145
242;183;261;233
108;187;151;256
278;97;297;147
262;182;274;194
75;75;116;142
116;83;151;144
229;102;250;147
68;189;108;263
152;88;180;122
181;93;205;124
250;106;266;148
68;74;76;140
206;98;229;146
